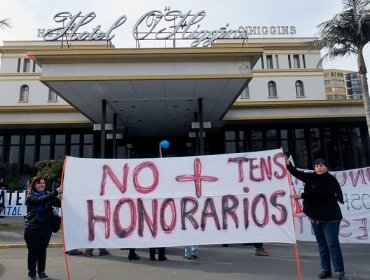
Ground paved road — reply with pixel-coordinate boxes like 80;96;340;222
1;217;369;280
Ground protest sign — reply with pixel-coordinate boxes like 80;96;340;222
62;149;295;251
0;190;27;216
291;167;370;243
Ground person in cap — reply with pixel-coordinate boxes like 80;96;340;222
286;157;348;280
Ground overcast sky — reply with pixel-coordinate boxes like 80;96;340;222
1;0;369;71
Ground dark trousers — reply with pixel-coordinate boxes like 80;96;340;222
312;220;344;276
149;247;165;259
254;243;263;249
24;227;52;277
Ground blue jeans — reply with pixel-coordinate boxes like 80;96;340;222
311;220;344;276
184;245;199;256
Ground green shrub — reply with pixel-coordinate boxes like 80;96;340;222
35;160;64;184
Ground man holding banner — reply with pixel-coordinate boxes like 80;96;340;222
287;158;348;280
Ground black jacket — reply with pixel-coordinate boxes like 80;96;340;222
287;164;343;221
25;190;61;229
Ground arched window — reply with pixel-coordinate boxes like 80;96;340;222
19;85;29;102
295;80;304;97
268;81;277;97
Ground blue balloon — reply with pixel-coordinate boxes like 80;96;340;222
160;140;170;149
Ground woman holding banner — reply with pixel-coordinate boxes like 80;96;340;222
286;158;348;280
24;176;63;280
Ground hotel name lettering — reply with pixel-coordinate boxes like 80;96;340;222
39;10;297;47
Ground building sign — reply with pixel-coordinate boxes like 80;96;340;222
37;9;296;47
42;11;127;41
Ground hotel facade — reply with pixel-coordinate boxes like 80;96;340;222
0;35;368;181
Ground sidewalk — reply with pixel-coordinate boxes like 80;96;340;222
0;216;63;248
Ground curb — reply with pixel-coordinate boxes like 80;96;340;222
0;242;63;249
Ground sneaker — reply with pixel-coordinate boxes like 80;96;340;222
99;249;109;256
67;249;83;256
184;254;197;260
84;250;93;257
128;253;140;260
28;276;36;280
38;272;49;280
318;270;332;279
255;248;269;256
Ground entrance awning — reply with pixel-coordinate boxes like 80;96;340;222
32;46;262;137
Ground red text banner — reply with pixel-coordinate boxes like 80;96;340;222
62;149;295;250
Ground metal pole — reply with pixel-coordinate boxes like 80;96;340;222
198;97;204;155
113;113;117;158
101;99;106;158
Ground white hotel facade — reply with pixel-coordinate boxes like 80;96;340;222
0;36;368;180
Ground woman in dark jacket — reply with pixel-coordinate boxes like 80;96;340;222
286;158;347;280
24;176;63;280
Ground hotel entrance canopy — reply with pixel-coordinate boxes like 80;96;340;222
32;46;262;136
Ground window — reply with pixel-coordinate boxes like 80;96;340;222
302;54;306;68
83;134;93;158
240;85;249;98
17;58;21;72
260;56;265;69
39;135;51;161
225;131;236;153
19;85;29;102
265;129;278;150
288;55;292;68
9;135;21;176
294;129;309;168
266;55;273;69
251;130;263;151
54;135;66;160
295;80;304;97
293;55;300;68
23;58;30;72
275;55;279;69
24;135;36;176
268;81;277;97
70;134;80;157
48;89;58;102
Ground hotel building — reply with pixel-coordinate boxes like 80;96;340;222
0;37;368;181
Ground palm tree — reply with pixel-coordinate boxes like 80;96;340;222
316;0;370;138
0;18;11;29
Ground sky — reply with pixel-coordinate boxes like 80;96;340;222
0;0;369;71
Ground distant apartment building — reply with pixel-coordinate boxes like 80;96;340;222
324;69;363;100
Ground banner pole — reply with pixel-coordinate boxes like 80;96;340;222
61;156;72;280
283;149;302;280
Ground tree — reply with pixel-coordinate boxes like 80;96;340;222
35;160;64;187
316;0;370;138
0;18;11;29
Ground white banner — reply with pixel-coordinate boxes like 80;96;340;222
290;167;370;243
62;149;295;251
0;190;27;216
